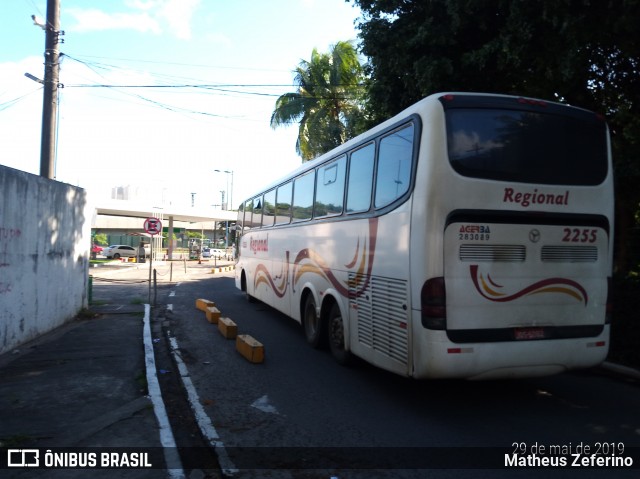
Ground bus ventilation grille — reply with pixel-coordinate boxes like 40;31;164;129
541;246;598;262
459;244;526;262
350;274;409;365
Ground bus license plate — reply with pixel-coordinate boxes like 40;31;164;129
514;327;545;340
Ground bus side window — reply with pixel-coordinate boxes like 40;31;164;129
262;189;276;227
244;198;254;230
253;196;263;228
346;143;375;213
292;171;315;222
236;201;244;232
315;155;346;217
275;181;292;225
375;123;415;209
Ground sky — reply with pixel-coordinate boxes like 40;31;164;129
0;0;363;211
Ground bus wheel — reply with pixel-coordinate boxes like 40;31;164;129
303;294;325;348
246;290;255;303
328;302;352;365
242;272;255;303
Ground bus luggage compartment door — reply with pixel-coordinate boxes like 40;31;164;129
443;220;609;344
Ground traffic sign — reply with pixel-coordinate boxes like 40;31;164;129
143;217;162;235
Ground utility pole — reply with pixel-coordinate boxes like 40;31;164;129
40;0;63;179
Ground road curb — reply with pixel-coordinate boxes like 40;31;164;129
143;304;185;478
167;333;239;477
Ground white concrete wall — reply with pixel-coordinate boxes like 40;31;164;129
0;165;90;354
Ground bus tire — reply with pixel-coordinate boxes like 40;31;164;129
328;301;352;365
242;272;255;303
303;294;326;348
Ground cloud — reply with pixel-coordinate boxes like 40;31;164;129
66;8;161;34
204;31;232;47
157;0;201;40
65;0;201;39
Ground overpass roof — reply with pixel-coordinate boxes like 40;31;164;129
94;199;237;224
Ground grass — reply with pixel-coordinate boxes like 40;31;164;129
76;308;100;319
0;434;33;447
135;371;148;395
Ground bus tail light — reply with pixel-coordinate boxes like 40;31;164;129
605;276;613;324
421;277;446;330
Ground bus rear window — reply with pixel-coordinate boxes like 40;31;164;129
445;109;608;185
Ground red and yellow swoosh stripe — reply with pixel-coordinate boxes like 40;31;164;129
470;265;588;305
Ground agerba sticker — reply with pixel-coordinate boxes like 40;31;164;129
458;224;491;241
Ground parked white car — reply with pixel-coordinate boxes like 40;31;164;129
102;245;137;259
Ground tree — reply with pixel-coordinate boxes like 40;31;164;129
352;0;640;274
270;41;367;161
93;233;108;245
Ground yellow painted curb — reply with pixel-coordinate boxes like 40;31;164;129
205;306;221;324
196;298;215;312
217;317;238;339
236;334;264;363
211;265;236;274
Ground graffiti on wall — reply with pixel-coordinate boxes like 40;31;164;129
0;224;21;294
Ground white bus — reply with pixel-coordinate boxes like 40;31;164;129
235;92;613;379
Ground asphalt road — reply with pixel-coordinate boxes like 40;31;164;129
94;262;640;478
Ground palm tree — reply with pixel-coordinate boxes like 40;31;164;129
270;41;365;161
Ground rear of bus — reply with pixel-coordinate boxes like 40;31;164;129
414;93;613;379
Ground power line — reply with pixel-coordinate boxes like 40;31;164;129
0;88;42;112
15;53;364;122
65;53;293;74
62;54;365;96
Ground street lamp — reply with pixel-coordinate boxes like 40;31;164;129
214;169;234;210
24;72;44;84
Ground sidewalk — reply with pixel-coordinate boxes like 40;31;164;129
0;261;228;478
0;308;163;478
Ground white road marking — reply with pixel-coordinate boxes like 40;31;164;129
142;304;184;479
168;333;238;476
251;395;279;414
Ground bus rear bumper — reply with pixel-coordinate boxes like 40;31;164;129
413;326;610;380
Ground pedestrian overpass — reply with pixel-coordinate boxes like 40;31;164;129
94;199;237;260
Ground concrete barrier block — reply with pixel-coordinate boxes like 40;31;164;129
217;317;237;339
205;306;221;324
196;298;215;311
236;334;264;363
